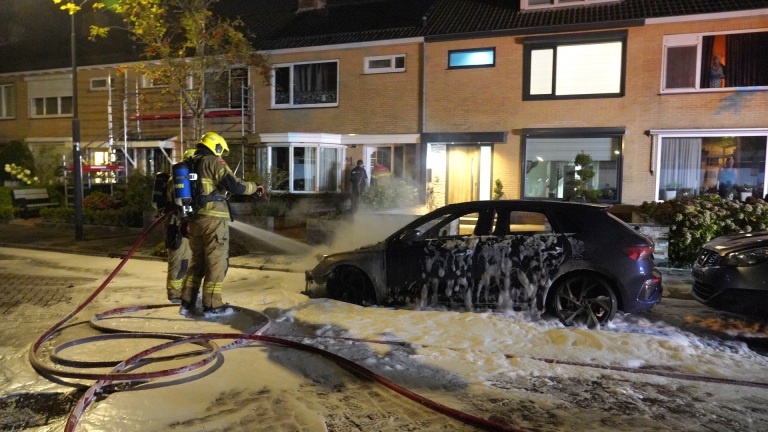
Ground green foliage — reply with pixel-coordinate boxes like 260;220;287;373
114;171;154;211
492;179;504;200
41;204;143;227
244;167;290;192
361;178;418;210
252;200;291;217
39;172;152;227
567;151;601;203
0;187;14;221
31;144;65;186
83;191;120;210
0;141;35;181
638;196;768;267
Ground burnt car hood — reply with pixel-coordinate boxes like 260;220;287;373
704;231;768;254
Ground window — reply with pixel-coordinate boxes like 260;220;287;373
0;84;15;119
256;143;344;193
31;96;72;117
655;132;767;201
26;75;72;118
662;30;768;93
448;48;495;69
204;67;248;110
142;74;169;88
521;0;618;10
89;77;114;91
524;31;626;100
272;60;338;108
365;54;406;74
522;128;623;202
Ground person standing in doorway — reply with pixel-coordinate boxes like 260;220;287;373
179;132;263;317
371;161;392;187
349;159;367;212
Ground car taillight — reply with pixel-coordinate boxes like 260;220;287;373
623;245;653;260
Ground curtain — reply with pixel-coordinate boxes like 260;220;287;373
726;33;768;87
295;63;334;92
318;148;338;192
660;138;702;193
699;36;714;89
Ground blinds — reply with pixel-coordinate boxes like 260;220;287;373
526;137;615;161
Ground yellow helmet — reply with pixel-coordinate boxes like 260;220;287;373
198;132;229;156
182;149;197;161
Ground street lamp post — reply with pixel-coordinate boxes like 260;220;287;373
71;12;84;240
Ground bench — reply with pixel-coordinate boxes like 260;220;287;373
11;188;58;219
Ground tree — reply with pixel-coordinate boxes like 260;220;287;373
56;0;270;142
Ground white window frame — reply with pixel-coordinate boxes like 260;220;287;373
271;60;339;109
651;128;768;201
524;30;626;100
521;0;618;10
89;76;114;91
364;54;406;74
0;84;15;119
661;29;768;94
257;142;346;193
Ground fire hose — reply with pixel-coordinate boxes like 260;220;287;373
27;213;524;432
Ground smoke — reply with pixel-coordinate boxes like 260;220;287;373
231;205;429;270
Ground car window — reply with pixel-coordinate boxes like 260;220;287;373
409;210;493;240
497;210;552;235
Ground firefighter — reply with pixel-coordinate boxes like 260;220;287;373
162;148;196;303
179;132;264;317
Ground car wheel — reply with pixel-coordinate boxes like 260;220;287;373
327;266;376;306
550;274;617;328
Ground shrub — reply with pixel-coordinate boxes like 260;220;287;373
114;171;154;211
361;178;418;210
39;172;152;227
493;179;504;200
83;191;119;211
0;141;35;182
638;196;768;267
252;199;290;217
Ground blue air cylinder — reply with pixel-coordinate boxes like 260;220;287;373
172;161;193;209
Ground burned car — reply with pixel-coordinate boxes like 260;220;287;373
305;200;662;327
692;231;768;318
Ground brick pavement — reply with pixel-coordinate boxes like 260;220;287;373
0;272;95;315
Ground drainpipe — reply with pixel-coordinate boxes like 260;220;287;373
419;39;428;203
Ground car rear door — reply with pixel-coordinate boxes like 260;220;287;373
386;208;492;307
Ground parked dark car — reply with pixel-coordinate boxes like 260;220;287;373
306;200;662;327
692;231;768;318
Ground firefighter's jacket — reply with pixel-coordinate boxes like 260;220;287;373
192;154;259;219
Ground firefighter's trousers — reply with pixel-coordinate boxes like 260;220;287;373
165;235;190;300
180;217;229;309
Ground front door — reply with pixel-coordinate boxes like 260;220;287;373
447;146;480;203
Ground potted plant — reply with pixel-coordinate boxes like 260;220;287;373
664;182;678;200
566;151;601;203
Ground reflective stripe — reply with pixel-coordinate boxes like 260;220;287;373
202;281;223;295
167;279;183;290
